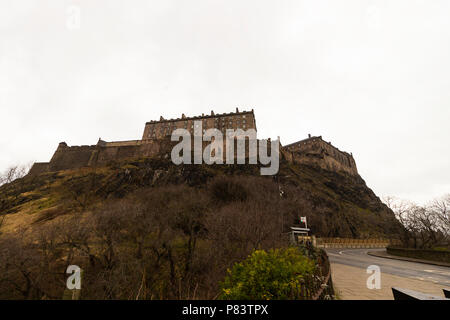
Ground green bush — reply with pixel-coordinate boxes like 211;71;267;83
220;247;315;300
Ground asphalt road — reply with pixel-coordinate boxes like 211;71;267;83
326;248;450;288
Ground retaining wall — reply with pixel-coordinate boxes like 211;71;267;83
387;247;450;263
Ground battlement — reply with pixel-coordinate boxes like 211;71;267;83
145;108;255;124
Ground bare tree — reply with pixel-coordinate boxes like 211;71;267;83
384;196;416;247
429;194;450;239
0;164;29;186
384;195;449;249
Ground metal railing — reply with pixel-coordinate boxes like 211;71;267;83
297;244;335;300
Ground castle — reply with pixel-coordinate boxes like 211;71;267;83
28;109;358;176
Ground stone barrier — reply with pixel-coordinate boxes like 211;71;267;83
315;237;396;248
387;246;450;263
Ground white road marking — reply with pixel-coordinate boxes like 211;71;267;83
424;270;450;276
327;252;341;257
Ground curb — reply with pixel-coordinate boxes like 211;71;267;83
367;250;450;268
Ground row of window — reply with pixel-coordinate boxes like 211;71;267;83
148;115;250;130
148;126;251;138
147;120;251;136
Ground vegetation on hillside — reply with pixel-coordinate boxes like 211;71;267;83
0;156;402;299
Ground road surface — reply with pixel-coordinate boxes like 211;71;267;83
325;248;450;299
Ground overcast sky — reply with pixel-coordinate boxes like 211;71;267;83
1;0;449;204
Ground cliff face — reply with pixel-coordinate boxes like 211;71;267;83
278;160;401;238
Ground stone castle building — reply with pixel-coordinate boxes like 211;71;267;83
142;108;257;140
29;109;358;176
281;135;358;176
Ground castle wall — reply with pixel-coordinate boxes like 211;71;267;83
282;136;358;176
28;111;358;177
102;140;143;147
95;139;171;165
40;139;175;173
28;162;49;176
48;143;97;172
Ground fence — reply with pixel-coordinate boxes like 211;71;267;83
298;244;335;300
315;237;399;248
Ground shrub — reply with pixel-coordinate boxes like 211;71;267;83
220;247;315;300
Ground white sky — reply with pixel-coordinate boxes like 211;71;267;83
1;0;449;204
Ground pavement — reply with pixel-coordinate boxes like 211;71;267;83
326;248;450;300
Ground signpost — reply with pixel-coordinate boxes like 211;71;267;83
300;216;307;229
290;216;315;246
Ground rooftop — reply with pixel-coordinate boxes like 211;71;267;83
145;108;255;124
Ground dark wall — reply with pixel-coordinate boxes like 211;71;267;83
387;247;450;263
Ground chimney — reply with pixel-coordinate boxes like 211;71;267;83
211;110;215;116
308;134;311;138
236;107;239;113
